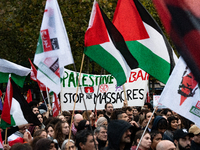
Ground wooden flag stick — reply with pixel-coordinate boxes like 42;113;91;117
4;128;8;144
68;53;85;141
136;105;158;150
123;84;128;107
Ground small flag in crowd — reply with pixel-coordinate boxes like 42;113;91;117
29;58;46;91
34;0;74;94
0;58;31;87
152;0;200;85
0;77;41;129
159;57;200;127
113;0;178;84
52;93;60;117
84;0;138;86
26;89;32;103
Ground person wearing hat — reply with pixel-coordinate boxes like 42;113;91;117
173;129;193;150
189;125;200;150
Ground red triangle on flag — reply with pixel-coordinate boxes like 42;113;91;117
113;0;149;41
84;2;109;47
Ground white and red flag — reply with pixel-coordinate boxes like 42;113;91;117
34;0;74;94
159;57;200;126
29;58;47;91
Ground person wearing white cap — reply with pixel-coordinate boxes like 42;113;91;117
189;125;200;150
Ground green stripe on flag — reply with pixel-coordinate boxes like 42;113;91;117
0;72;26;88
35;34;44;54
126;41;170;84
0;115;16;129
85;44;127;86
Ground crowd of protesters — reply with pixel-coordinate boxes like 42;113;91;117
1;101;200;150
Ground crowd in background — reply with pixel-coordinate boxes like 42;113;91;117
1;101;200;150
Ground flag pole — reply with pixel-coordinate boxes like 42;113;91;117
68;53;85;141
4;128;7;144
94;68;104;115
136;105;157;150
123;84;128;107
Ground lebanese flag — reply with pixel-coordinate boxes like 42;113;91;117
159;57;200;127
26;89;32;103
0;78;41;129
152;0;200;85
29;58;46;91
84;0;138;86
113;0;178;84
52;93;60;117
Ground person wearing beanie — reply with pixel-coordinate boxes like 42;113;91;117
105;120;139;150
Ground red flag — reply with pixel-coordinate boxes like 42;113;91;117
52;93;60;117
146;92;150;103
0;90;2;97
26;89;32;103
152;0;200;84
1;76;13;124
29;58;47;91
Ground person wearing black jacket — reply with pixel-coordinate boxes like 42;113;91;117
94;125;107;150
104;120;139;150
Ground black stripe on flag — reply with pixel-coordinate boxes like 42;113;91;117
11;79;41;126
134;0;176;74
99;7;139;69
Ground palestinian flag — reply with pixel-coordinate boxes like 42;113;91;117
0;77;41;129
113;0;178;84
84;0;138;86
153;0;200;85
0;58;31;87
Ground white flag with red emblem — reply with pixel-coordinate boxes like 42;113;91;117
33;0;74;94
159;57;200;126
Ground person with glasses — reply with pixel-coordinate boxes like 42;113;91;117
94;125;108;150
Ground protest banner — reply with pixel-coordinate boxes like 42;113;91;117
61;68;148;110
